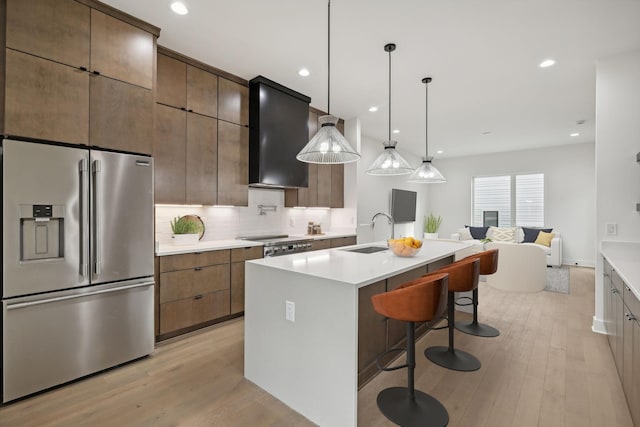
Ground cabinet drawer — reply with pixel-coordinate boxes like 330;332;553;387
231;246;263;262
159;290;230;334
624;284;640;318
612;270;624;292
160;250;230;272
310;239;331;251
160;264;230;303
330;236;357;248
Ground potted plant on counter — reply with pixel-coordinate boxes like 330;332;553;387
424;213;442;239
170;216;203;245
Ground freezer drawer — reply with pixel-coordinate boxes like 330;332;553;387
2;280;154;403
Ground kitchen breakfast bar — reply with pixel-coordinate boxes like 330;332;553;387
244;239;474;426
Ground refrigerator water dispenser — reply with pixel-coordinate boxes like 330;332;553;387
19;204;65;261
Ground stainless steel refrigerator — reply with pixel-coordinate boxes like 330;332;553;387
1;139;155;403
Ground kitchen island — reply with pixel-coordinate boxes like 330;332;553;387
244;239;474;427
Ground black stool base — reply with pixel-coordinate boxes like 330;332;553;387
377;386;449;427
455;321;500;338
425;346;481;372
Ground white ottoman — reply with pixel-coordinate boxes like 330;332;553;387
484;242;546;292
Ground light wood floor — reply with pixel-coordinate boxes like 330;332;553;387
0;267;631;427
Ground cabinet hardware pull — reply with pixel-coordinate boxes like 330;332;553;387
194;294;203;300
194;251;202;255
79;66;88;72
181;107;187;111
92;70;100;76
194;267;202;271
188;109;193;112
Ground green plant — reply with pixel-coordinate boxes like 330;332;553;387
170;216;202;235
424;213;442;233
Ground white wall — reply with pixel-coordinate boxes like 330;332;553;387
356;134;431;243
428;142;596;266
593;49;640;332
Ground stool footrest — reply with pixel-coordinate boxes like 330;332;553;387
375;347;407;372
455;296;473;307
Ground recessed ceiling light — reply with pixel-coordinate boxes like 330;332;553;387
170;1;188;15
298;68;310;77
436;150;443;154
570;133;579;137
482;131;491;135
392;129;400;134
368;106;378;112
539;59;556;68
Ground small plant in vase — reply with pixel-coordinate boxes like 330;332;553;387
424;213;442;239
170;216;203;245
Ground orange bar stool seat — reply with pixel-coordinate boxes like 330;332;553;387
371;272;449;427
456;249;500;337
424;257;482;372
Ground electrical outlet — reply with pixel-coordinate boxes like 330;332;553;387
285;300;295;322
606;223;618;236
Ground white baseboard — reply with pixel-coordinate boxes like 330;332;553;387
592;315;606;334
562;258;596;268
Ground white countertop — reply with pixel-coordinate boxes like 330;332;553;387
156;239;263;256
601;241;640;300
247;239;475;287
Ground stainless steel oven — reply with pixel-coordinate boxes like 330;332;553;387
238;235;313;257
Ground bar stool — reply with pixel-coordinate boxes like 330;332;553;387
371;272;449;427
425;257;482;372
455;249;500;337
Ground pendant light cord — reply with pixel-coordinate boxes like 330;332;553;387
388;47;391;141
327;0;331;115
425;79;428;157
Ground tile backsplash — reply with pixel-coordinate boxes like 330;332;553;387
155;188;356;243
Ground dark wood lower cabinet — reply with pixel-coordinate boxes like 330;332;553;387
160;290;230;335
357;256;454;388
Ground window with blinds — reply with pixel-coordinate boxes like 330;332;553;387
472;173;544;227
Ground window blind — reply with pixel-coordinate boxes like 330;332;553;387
516;173;544;226
472;176;511;227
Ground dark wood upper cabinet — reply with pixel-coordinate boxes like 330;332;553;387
187;65;218;118
317;164;332;207
90;76;153;154
156;53;186;109
154;104;187;204
4;49;89;145
186;113;218;205
331;164;344;208
6;0;90;69
217;121;249;206
90;9;154;90
218;77;249;126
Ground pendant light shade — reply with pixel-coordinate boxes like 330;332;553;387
408;77;446;183
367;43;413;176
296;1;360;165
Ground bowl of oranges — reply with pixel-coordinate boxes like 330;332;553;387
387;236;423;257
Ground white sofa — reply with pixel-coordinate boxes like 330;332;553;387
451;227;562;267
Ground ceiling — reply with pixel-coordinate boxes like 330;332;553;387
103;0;640;159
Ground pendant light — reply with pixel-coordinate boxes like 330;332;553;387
366;43;413;176
296;1;360;164
408;77;446;183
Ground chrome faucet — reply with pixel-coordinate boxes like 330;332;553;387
371;212;395;240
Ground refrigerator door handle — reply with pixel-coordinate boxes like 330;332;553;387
92;159;102;276
6;281;154;310
79;158;88;278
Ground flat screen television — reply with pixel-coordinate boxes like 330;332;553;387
391;188;417;223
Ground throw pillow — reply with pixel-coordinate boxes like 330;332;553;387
465;226;489;239
489;226;516;242
522;227;553;243
535;231;555;247
458;228;473;241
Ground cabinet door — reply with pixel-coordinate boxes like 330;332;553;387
6;0;90;69
154;104;186;204
633;319;640;425
330;236;357;248
186;113;217;205
358;280;387;382
231;261;245;314
624;295;634;400
331;164;344;208
614;290;625;381
5;49;89;145
160;264;230;303
310;239;331;251
218;78;249;126
90;76;153;154
317;164;332;207
90;10;154;90
217;121;249;206
160;290;230;334
157;53;186;109
187;65;218;118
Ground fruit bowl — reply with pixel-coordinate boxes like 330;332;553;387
387;237;423;257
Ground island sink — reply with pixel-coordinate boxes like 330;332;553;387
342;246;388;254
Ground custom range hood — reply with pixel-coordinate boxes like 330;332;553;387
249;76;311;188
